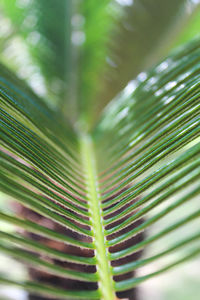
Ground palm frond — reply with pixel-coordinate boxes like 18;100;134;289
0;38;200;299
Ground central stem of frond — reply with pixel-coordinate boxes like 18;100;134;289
80;134;115;300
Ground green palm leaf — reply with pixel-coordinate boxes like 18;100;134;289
0;35;200;299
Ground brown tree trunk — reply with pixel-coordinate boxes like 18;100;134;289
14;192;144;300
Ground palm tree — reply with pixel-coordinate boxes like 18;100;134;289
0;0;200;299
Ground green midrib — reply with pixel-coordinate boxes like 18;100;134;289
80;134;115;300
